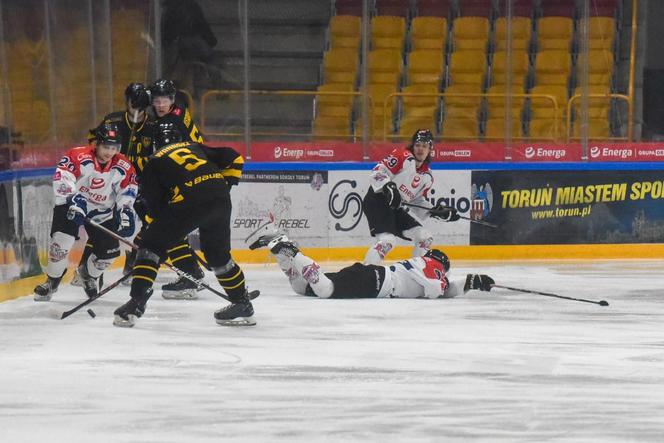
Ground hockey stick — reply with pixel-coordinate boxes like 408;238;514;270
244;211;275;243
84;218;236;302
125;109;140;161
401;202;498;228
491;284;609;307
61;272;133;319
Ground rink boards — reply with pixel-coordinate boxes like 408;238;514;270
3;162;664;297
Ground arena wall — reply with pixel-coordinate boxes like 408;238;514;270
3;161;664;300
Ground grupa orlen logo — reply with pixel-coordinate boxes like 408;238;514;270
274;146;282;159
590;146;601;158
525;146;535;159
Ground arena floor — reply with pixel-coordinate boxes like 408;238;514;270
1;260;663;442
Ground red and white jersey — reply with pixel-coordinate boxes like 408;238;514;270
378;256;449;299
53;146;138;223
369;147;433;205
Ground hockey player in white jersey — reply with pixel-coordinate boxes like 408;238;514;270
362;129;461;265
33;123;138;301
249;233;495;299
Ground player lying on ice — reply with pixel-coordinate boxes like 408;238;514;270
249;233;495;299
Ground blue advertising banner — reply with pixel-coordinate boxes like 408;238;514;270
470;170;664;245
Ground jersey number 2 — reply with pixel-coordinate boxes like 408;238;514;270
168;148;207;171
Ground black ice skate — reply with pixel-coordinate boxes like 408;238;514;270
77;265;99;298
112;292;150;328
249;234;300;257
214;292;256;326
71;268;104;289
161;271;203;300
33;275;63;302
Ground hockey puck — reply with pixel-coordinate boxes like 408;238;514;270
87;308;96;318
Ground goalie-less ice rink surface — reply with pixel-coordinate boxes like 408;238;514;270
1;260;664;442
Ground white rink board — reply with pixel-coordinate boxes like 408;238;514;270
229;168;472;248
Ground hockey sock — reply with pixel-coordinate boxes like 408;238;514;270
291;253;334;298
214;261;246;303
167;239;202;276
129;249;160;303
46;231;76;278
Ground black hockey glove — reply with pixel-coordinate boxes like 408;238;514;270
430;203;460;222
382;181;401;209
464;274;495;292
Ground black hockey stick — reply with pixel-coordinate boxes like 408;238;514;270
401;202;498;228
61;272;133;319
244;211;275;243
84;218;237;302
491;284;609;307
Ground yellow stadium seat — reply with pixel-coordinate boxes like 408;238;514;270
529;84;568;116
398;116;438;138
489;51;530;87
494;17;532;51
323;49;359;85
484;117;525;140
571;118;611;139
448;51;487;87
444;83;483;112
527;107;563;141
411;16;447;51
316;84;355;118
533;50;571;86
371;16;406;51
451;17;490;51
577;50;614;87
313;116;352;139
368;49;403;86
406;50;444;86
401;83;440;109
369;83;399;120
588;16;616;51
330;15;361;50
442;116;479;140
537;17;574;51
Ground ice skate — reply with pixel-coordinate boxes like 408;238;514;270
113;292;150;328
214;291;256;326
161;271;203;300
77;265;99;298
33;275;63;302
71;268;104;289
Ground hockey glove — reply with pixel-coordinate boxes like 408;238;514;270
430;203;461;222
116;207;136;238
66;194;88;226
464;274;495;292
382;181;402;209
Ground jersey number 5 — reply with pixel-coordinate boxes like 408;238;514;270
168;148;207;171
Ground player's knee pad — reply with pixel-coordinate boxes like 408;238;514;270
405;226;433;257
364;233;397;265
48;232;75;263
86;254;114;278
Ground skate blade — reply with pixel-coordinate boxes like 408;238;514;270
161;290;199;300
215;316;256;327
113;314;136;328
33;294;53;302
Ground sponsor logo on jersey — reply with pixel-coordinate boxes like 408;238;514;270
90;178;105;189
411;175;421;188
301;263;321;284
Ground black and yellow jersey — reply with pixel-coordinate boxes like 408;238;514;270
140;141;243;218
157;104;204;145
88;111;156;174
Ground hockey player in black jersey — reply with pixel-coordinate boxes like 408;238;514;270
113;122;251;327
71;82;156;288
149;78;208;299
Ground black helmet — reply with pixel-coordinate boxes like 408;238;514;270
150;79;177;100
124;82;150;110
95;122;122;148
408;129;434;164
153;121;183;150
424;248;450;272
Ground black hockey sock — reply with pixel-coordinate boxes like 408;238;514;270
167;239;202;276
129;258;159;303
216;264;246;303
78;242;94;267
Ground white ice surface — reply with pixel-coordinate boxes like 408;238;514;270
1;260;664;442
